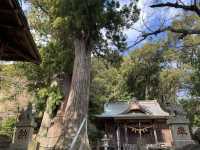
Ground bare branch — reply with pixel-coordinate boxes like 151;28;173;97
28;0;49;16
142;27;170;38
141;15;154;33
150;2;200;17
177;0;186;6
128;26;200;48
127;36;149;49
142;26;200;38
169;27;200;34
35;1;49;15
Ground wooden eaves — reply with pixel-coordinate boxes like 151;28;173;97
0;0;41;64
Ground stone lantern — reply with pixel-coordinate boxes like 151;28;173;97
12;103;35;150
101;134;110;150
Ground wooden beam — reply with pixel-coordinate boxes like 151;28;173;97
0;53;25;61
8;0;15;8
153;124;158;144
0;24;25;31
124;124;128;144
8;0;23;26
0;9;19;14
6;45;32;62
12;0;40;63
139;121;142;141
23;32;38;60
116;124;120;150
0;0;41;64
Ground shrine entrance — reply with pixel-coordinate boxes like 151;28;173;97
96;100;173;150
114;119;170;150
125;121;156;145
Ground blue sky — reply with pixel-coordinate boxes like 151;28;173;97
126;0;185;48
21;0;193;98
22;0;190;49
126;0;196;50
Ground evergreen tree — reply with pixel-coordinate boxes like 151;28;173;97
23;0;139;149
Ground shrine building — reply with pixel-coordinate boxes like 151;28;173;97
96;100;173;149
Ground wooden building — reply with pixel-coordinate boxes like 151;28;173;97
0;0;41;64
96;100;173;150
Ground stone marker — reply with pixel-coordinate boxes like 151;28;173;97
11;103;34;150
167;104;194;149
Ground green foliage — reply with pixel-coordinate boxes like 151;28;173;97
165;14;200;98
0;117;16;137
118;43;163;100
159;69;185;103
21;0;200;144
181;99;200;126
89;41;190;106
19;0;139;119
56;0;139;50
35;81;63;118
46;83;63;118
16;39;72;118
30;0;139;56
89;58;120;119
190;44;200;96
89;58;123;145
0;65;26;102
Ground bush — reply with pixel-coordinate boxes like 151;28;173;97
0;117;16;138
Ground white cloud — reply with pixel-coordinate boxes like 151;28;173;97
126;0;187;49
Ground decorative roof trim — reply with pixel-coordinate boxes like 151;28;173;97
97;100;169;119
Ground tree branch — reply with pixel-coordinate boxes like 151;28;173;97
28;0;49;16
36;2;49;15
128;27;200;48
169;27;200;34
150;2;200;17
142;27;200;38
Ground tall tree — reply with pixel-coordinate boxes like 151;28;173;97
116;41;190;103
119;43;163;100
181;99;200;127
27;0;139;149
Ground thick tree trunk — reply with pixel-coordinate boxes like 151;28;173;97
55;38;91;150
37;75;71;150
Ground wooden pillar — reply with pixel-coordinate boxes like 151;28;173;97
153;124;158;144
124;124;128;144
139;120;142;141
116;124;120;150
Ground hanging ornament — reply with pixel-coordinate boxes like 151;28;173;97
128;125;153;134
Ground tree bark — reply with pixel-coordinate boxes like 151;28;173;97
37;75;71;150
55;38;91;150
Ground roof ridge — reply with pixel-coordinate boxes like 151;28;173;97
139;99;157;101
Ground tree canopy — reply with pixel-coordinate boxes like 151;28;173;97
1;0;200;149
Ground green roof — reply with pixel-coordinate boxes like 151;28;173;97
97;100;169;119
